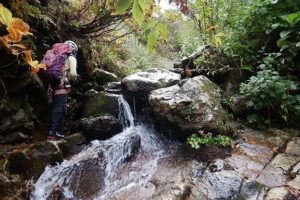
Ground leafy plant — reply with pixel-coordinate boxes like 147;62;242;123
0;3;45;73
187;132;232;149
240;65;299;122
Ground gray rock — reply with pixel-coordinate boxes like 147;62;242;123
79;115;123;140
285;137;300;156
0;109;34;134
65;133;86;147
287;175;300;191
149;75;231;136
104;81;122;93
0;131;29;144
238;180;267;200
92;68;118;85
173;61;183;68
7;141;63;179
265;187;294;200
290;162;300;178
208;159;224;172
256;153;300;187
84;89;98;97
122;68;181;94
229;94;251;116
83;92;120;117
195;170;243;199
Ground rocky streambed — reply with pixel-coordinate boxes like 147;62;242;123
1;68;299;200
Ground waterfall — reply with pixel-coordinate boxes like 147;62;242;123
118;95;134;128
30;95;170;200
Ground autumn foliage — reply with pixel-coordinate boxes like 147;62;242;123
0;3;45;73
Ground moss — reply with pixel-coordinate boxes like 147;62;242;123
83;92;119;117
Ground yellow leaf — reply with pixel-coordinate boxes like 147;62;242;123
0;4;12;26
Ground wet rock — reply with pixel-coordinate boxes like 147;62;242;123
0;131;29;144
83;92;120;117
238;142;273;164
225;154;265;180
0;173;22;199
104;81;122;93
32;131;141;200
285;137;300;156
208;159;224;172
0;109;34;134
290;162;300;178
265;187;295;200
287;175;300;190
256;153;300;187
228;94;251;116
0;145;14;157
193;170;243;199
79;115;123;140
93;68;118;85
65;133;86;147
122;68;180;94
173;61;183;68
237;180;267;200
149;75;231;137
84;89;98;97
7;141;63;179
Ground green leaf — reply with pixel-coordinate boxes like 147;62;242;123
0;4;12;26
132;0;144;26
155;23;169;42
280;30;291;39
147;32;157;53
138;0;153;12
280;12;300;27
115;0;133;14
296;42;300;47
271;23;280;29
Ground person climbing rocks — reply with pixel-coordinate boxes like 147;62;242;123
42;40;79;139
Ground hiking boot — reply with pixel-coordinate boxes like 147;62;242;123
48;130;64;140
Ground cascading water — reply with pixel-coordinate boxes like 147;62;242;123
30;94;171;200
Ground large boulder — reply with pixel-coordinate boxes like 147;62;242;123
149;75;231;137
92;68;118;85
79;115;123;140
122;68;181;94
122;68;181;113
83;92;120;117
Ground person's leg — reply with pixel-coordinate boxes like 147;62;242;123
48;94;68;137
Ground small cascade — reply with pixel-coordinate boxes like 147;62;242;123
118;95;134;128
30;94;173;200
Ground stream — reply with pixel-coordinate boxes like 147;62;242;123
31;95;177;200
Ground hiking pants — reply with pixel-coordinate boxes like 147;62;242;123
49;94;68;134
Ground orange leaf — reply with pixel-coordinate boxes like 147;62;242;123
24;50;33;64
7;18;32;42
1;36;10;48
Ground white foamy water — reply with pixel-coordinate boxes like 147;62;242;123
31;95;170;200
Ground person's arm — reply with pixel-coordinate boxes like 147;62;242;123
66;56;77;81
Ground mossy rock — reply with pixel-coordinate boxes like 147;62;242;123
92;69;118;85
83;92;119;117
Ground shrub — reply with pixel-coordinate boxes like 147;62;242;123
187;132;232;149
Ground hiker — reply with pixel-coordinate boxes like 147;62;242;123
42;40;78;139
